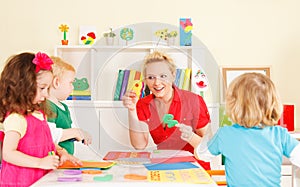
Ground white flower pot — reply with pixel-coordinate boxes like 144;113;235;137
105;37;114;46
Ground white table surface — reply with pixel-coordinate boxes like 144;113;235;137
32;163;218;187
289;131;300;140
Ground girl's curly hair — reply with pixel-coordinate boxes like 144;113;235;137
0;52;44;122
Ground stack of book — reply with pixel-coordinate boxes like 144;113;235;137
174;68;191;90
114;69;144;101
67;90;91;100
114;68;192;101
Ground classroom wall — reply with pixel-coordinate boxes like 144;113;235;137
1;0;299;129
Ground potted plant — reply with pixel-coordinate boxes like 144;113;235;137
166;30;178;46
59;24;69;45
103;28;116;45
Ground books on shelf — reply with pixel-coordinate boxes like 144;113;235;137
114;69;144;101
174;68;181;87
182;68;191;90
119;69;130;100
178;68;186;89
174;68;192;90
67;90;91;100
126;70;137;92
114;68;192;101
114;69;125;100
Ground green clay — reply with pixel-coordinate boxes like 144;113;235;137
162;114;178;128
93;174;113;181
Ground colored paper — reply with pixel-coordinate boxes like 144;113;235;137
148;168;214;184
144;162;198;170
103;151;151;160
150;156;196;164
58;160;115;169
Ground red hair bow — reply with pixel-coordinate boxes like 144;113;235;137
32;52;53;73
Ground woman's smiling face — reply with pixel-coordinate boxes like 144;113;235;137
145;61;175;98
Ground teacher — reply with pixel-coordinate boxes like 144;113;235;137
122;51;211;169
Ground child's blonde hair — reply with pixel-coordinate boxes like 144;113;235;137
50;56;75;78
142;51;177;76
225;72;282;128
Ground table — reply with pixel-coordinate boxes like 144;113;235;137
32;163;218;187
290;131;300;140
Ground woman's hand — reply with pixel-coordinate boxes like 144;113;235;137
176;123;194;142
122;91;138;111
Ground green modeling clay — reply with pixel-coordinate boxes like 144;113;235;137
162;114;178;128
93;174;113;181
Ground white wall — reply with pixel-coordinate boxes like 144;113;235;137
1;0;299;129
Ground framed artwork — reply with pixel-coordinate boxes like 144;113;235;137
220;67;271;102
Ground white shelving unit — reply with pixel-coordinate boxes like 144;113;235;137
54;44;214;101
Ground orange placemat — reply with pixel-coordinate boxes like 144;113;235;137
58;160;115;169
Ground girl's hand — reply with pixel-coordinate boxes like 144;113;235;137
122;91;138;111
59;150;83;166
38;155;60;169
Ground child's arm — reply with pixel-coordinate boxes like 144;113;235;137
289;143;300;167
60;128;92;145
122;91;149;150
48;121;63;144
3;131;59;169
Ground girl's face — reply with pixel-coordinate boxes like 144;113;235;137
145;61;175;99
56;70;75;101
33;71;53;104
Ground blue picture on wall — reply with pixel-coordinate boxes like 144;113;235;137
180;18;193;46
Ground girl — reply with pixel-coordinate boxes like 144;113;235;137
195;73;300;186
0;52;81;186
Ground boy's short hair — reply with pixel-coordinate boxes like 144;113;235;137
50;56;75;78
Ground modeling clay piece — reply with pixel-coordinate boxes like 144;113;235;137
124;174;147;180
162;114;178;128
63;170;82;175
57;176;82;182
131;80;143;99
93;174;113;181
81;170;102;174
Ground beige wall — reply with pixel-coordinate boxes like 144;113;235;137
1;0;299;129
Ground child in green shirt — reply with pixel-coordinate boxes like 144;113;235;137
47;56;92;154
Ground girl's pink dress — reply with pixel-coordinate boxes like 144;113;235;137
0;112;55;187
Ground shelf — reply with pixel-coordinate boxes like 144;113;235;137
55;44;206;50
63;100;124;108
63;100;219;109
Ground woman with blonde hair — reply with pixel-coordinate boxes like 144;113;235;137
122;51;211;169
